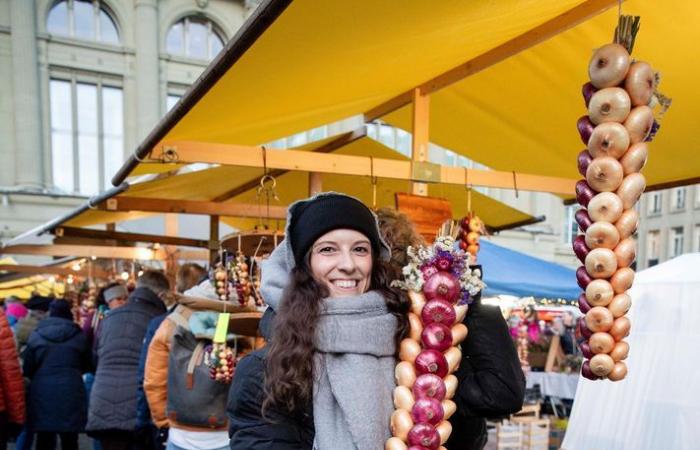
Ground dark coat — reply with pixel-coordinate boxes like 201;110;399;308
86;287;166;433
135;312;168;430
23;317;91;432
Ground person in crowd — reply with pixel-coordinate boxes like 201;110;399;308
136;263;207;450
0;307;25;450
4;299;27;330
82;282;129;350
23;300;90;450
86;271;169;450
14;295;51;354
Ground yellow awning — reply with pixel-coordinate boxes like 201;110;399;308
0;258;65;300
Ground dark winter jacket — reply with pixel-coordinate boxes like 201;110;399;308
0;308;25;424
23;317;91;432
135;311;169;430
14;309;48;353
86;287;166;434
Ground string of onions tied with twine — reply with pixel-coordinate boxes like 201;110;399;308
387;234;485;450
574;15;671;381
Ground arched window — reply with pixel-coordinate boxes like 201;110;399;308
47;0;120;45
166;16;225;61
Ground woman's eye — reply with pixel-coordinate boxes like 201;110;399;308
318;246;335;253
354;246;370;254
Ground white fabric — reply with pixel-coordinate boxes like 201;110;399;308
526;372;579;400
168;428;229;450
563;253;700;450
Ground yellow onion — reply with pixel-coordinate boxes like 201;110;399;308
589;353;615;377
385;437;408;450
442;400;457;420
610;340;630;361
589;331;616;354
585;279;614;307
393;386;416;411
614;238;637;268
451;323;468;345
445;347;462;374
587;122;630;159
625;61;655;106
588;192;624;223
585;248;618;279
616;173;646;210
408;312;423;341
619;143;648;176
588;87;631;124
610;267;635;294
588;43;631;88
609;316;631;341
585;221;620;250
607;361;628;381
615;208;639;240
399;338;421;363
624;105;654;144
390;409;414;441
586;156;624;192
437;420;453;445
444;375;458;399
409;290;426;316
395;361;417;388
454;304;468;324
585;306;614;332
608;293;632;318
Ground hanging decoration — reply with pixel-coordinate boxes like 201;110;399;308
574;12;671;382
457;213;483;262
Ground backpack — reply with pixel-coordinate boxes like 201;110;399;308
165;309;236;428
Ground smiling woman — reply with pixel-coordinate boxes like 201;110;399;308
310;229;373;297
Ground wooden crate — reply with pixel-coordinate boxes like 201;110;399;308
521;418;550;450
496;420;523;450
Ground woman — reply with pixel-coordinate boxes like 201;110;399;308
23;300;91;450
228;193;407;450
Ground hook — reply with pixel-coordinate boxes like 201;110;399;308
261;146;268;175
512;171;519;199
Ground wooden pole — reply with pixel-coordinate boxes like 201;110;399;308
309;172;323;196
411;88;430;196
164;214;179;287
209;215;220;267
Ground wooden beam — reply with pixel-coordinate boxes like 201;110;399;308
411;88;430;196
100;197;288;219
54;227;210;248
364;0;619;121
154;141;577;195
1;244;167;260
0;264;108;278
209;215;220;265
211;128;366;202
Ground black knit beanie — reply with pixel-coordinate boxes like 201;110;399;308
288;194;384;266
49;299;73;320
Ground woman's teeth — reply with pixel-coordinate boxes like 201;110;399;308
333;280;358;288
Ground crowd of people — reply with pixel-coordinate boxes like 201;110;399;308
1;192;527;450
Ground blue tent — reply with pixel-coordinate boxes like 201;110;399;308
478;240;580;300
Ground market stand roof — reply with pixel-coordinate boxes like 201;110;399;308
113;0;699;193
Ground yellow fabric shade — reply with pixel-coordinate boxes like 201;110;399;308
0;258;65;300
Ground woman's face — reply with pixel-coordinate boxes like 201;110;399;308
309;228;373;297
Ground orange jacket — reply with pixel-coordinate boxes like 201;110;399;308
0;308;25;424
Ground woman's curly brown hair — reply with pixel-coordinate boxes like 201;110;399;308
375;207;426;279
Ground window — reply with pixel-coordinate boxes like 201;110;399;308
673;187;686;210
647;230;660;267
695;184;700;208
648;191;662;215
166;94;181;113
47;0;119;44
564;205;579;244
694;225;700;253
50;78;123;194
166;16;225;61
669;226;684;258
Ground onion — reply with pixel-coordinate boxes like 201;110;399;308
409;313;423;341
421;300;456;327
444;375;458;399
582;81;598;107
577;116;595;145
396;361;417;388
577;317;593;340
385;437;408;450
394;386;416;411
588;43;630;88
589;332;615;354
400;338;422;363
610;267;635;294
413;374;447;401
586;156;624;192
615;208;639;240
585;221;620;250
423;272;460;303
573;235;590;263
441;400;457;420
585;279;614;307
585;248;618;279
607;361;628;381
444;347;462;374
454;304;468;324
609;316;631;341
451;323;468;345
578;292;592;314
437;421;452;445
391;409;414;442
581;360;599;380
409;291;426;316
577;150;594;176
588;192;624;223
608;293;632;318
575;180;596;207
589;353;615;377
411;398;444;426
421;323;453;352
624;105;654;144
407;423;440;450
616;173;646;209
610;340;630;361
585;306;614;332
576;266;593;289
625;61;655;106
587;122;630;159
575;208;593;232
415;350;449;378
614;238;637;268
619;142;648;176
588;87;631;125
579;340;594;359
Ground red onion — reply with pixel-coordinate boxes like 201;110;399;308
421;323;453;352
407;447;426;450
407;424;440;450
573;235;590;263
576;180;596;207
411;398;444;426
577;115;595;145
581;360;599;380
578;293;592;314
577;317;593;339
423;271;460;304
421;300;456;327
582;82;598;107
575;209;593;232
415;350;448;378
577;150;593;177
579;340;594;359
576;266;593;289
413;374;447;401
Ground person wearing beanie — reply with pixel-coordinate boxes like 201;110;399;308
227;192;407;450
14;296;51;354
5;302;28;323
23;300;90;450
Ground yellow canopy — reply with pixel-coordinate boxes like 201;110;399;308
117;0;698;191
0;258;65;300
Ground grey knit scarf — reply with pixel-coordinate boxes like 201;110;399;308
313;291;398;450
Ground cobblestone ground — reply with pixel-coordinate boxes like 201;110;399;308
8;433;92;450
